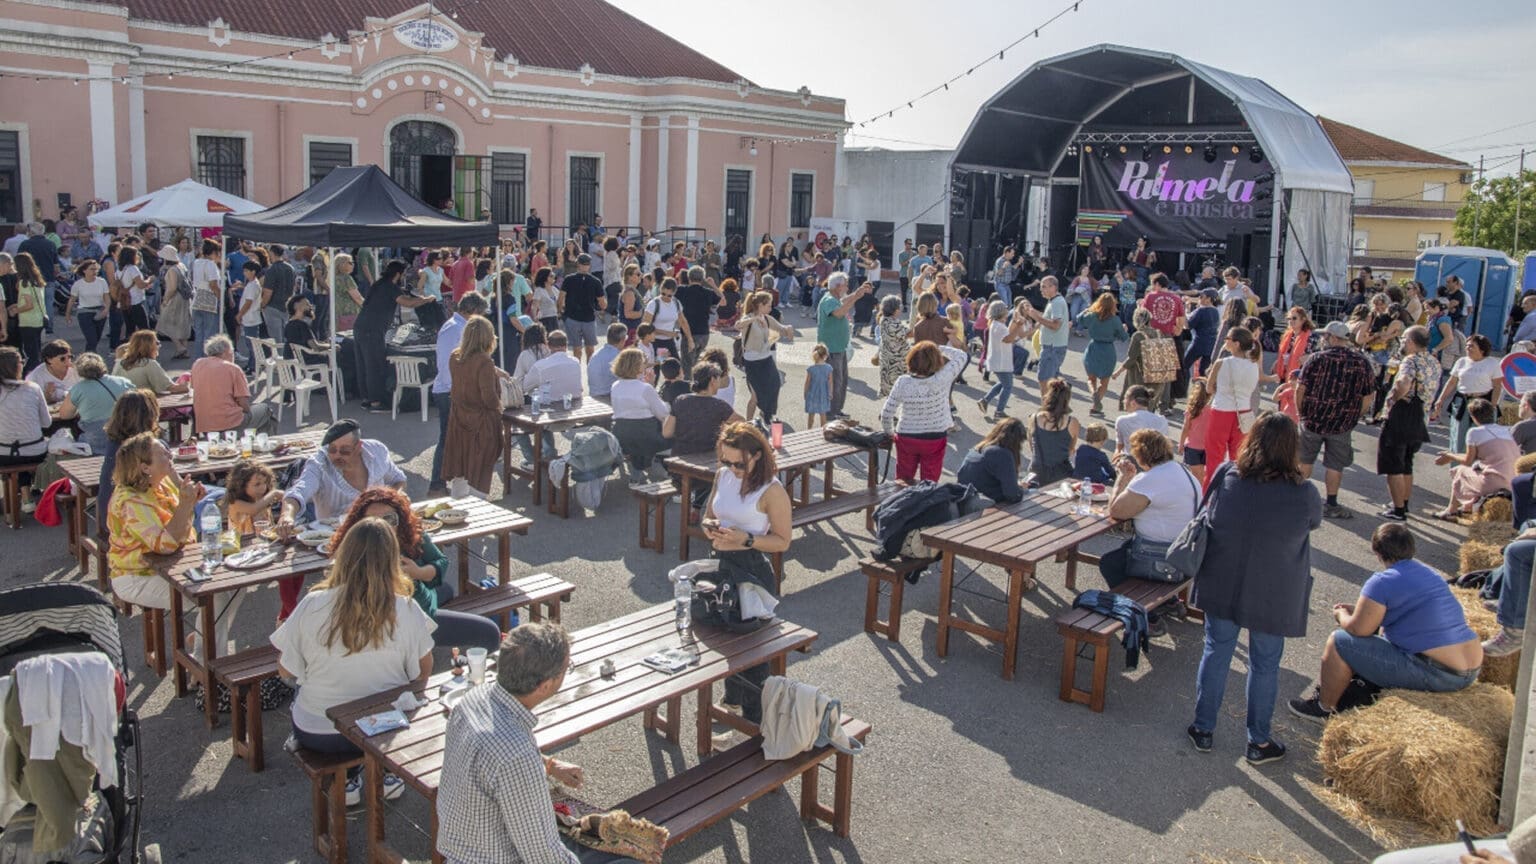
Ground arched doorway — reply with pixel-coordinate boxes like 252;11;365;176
389;120;457;206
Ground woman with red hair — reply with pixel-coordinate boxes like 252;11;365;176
330;487;502;650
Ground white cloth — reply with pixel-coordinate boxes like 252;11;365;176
433;313;468;395
14;653;119;787
712;467;775;536
0;382;51;458
715;377;736;409
1211;357;1259;412
1451;355;1502;395
1114;410;1170;452
737;582;779;620
68;277;110;311
520;352;583;400
759;677;858;761
610;378;669;420
238;281;263;327
644;297;682;336
1469;424;1515;447
283;438;406;522
987;320;1016;372
270;589;436;735
879;344;970;435
1125;461;1201;543
0;676;19;826
26;364;80;405
119;264;145;305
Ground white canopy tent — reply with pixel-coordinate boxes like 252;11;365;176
87;179;263;229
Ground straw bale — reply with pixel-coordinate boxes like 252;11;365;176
1452;587;1521;689
1501;401;1521;428
1475;496;1514;526
1461;522;1515;575
1318;683;1512;837
1517;451;1536;476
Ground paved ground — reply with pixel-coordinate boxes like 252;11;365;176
3;309;1471;863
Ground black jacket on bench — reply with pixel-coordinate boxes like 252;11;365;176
871;481;987;561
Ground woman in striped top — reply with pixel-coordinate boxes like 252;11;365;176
879;340;970;482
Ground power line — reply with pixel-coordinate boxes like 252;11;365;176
1433;117;1536;149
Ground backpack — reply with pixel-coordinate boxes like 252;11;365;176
1141;335;1179;384
732;319;752;367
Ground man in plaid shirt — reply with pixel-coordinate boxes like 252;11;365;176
436;624;636;863
1295;321;1377;521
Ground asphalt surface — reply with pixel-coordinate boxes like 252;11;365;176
2;309;1470;864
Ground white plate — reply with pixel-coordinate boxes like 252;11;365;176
224;548;280;570
297;529;332;547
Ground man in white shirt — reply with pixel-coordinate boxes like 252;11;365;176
513;330;583;465
1115;386;1171;452
586;322;627;399
189;239;225;360
429;293;489;495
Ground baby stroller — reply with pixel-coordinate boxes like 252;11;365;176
0;583;144;863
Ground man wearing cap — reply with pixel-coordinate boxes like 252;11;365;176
277;419;407;536
557;254;606;362
1294;321;1377;519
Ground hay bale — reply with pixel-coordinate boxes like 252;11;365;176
1318;683;1513;837
1475;496;1514;526
1452;587;1521;689
1517;451;1536;476
1461;522;1516;575
1501;401;1521;428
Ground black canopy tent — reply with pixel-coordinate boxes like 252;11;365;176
223;165;500;417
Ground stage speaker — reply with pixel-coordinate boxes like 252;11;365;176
1225;233;1254;272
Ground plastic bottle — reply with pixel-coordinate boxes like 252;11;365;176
200;507;223;568
529;385;542;417
674;575;692;641
1076;476;1094;516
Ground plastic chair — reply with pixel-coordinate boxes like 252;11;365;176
388;356;433;422
289;343;340;417
272;358;335;428
247;338;281;400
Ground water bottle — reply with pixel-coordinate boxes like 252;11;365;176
1076;476;1094;516
200;508;223;568
529;386;542;417
674;575;692;641
540;383;551;409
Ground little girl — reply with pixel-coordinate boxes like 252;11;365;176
804;344;833;428
635;323;658;368
1179;379;1213;484
223;461;296;620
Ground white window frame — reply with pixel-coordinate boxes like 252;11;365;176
1352;230;1369;254
301;135;358;189
564;150;605;229
1352;178;1375;204
787;170;816;230
722;164;755;243
487;145;533;228
189;128;254;198
1417;232;1441;252
1422;181;1446;202
0;123;31;225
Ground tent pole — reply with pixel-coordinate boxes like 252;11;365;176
328;247;340;419
495;263;505;369
218;234;227;340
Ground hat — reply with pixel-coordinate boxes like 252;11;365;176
321;419;360;446
1322;321;1352;340
645;238;659;248
160;245;179;261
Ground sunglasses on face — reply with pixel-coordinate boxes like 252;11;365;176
719;457;748;470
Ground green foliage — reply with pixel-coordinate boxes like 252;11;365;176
1454;169;1536;258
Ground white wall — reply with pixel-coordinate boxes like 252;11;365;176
833;148;951;250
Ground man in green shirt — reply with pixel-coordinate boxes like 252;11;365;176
817;272;872;418
897;239;915;307
1023;275;1070;396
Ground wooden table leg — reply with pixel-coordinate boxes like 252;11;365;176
799;468;811;506
1064;547;1078;592
695;684;713;756
530;427;544;505
500;424;513;497
456;540;470;596
73;485;88;575
199;597;219;728
366;755;387;848
170;591;188;695
866;446;879;531
497;530;511;589
823;460;834;500
936;552;955;658
677;473;693;561
1002;569;1027;681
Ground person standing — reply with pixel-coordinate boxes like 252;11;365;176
116;247;152;336
65;259;112;355
1430;333;1500;453
442;316;508;496
880;341;971;482
1182;289;1222;381
1294;321;1376;520
428;293;488;495
1077;293;1128;417
557;254;606;362
9;252;47;373
675;265;719;365
1377;326;1436;522
1441;275;1469;332
638;277;691;365
188;239;223;360
1186;413;1322;765
355;261;432;413
1289;269;1317;316
524;208;542;242
1022;275;1070;399
1141;273;1188;398
261;245;296;345
991;245;1019;308
817;273;872;419
897;239;916;308
737;291;795;425
977;300;1028;422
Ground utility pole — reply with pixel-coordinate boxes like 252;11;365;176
1473;155;1484;246
1516;149;1526;259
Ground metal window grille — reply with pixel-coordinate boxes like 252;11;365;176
491;152;527;225
196;135;245;198
789;173;814;228
308;141;352;187
725;169;751;239
0;131;19;223
568;156;599;228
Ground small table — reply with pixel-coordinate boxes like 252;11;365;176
663;428;883;560
148;496;532;728
500;398;613;505
157;391;196;443
326;604;817;864
921;493;1116;680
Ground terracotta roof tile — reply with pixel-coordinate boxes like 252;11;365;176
99;0;744;83
1317;116;1469;168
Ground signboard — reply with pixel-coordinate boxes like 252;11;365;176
809;216;856;246
1076;150;1273;253
1501;352;1536;396
394;19;459;52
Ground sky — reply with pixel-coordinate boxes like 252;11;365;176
609;0;1536;175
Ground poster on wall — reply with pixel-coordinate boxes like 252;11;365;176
1076;150;1273;253
808;216;858;246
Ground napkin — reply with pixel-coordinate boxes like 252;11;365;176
392;691;423;712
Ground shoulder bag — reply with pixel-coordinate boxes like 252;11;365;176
732;318;752;367
1141;334;1179;384
1165;463;1228;578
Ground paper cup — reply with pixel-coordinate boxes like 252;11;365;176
466;647;488;684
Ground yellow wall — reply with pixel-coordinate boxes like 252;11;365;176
1349;164;1469;278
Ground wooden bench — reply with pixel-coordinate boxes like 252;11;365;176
616;716;872;846
0;462;40;530
292;748;363;864
210;645;281;772
631;480;677;554
441;572;575;628
1055;577;1193;712
859;556;937;642
767;484;894;591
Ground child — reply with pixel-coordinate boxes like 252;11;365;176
803;344;833;428
635;323;658;368
223;460;279;619
657;357;689;406
741;259;759;295
717;278;742;330
1073;422;1116;485
945;304;969;387
1180;379;1212;484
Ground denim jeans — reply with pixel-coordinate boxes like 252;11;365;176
430;391;452;488
983;373;1013;415
1332;630;1480;692
191;309;221;359
1068;294;1087;325
1193;614;1285;745
107;306;125;351
1037;345;1068;384
1495;535;1536;630
993;281;1012;306
78;311;105;354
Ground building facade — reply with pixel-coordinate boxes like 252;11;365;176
1318;116;1471;281
0;0;846;241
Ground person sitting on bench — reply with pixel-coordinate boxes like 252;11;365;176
1098;428;1202;636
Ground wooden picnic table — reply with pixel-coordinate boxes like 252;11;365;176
662;428;884;561
920;492;1115;680
147;496;532;728
499;397;613;505
157;390;196;443
57;431;327;579
326;603;817;864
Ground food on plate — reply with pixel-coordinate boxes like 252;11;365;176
434;508;469;525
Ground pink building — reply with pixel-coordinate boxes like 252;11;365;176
0;0;846;241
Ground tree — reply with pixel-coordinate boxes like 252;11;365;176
1454;168;1536;259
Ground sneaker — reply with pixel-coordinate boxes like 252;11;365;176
1245;740;1286;765
1147;615;1168;638
1379;506;1408;522
382;772;405;801
1322;503;1354;520
977;398;989;415
20;498;36;514
1288;696;1335;725
1483;626;1525;657
344;773;363;808
1187;725;1213;753
1483;598;1500;613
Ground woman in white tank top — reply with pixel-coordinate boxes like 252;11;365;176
1201;328;1261;488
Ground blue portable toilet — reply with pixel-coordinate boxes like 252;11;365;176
1524;252;1536;293
1416;246;1520;347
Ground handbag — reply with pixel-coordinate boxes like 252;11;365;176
498;375;525;411
1165;463;1221;578
823;418;892;450
732;319;751;367
1141;335;1179;384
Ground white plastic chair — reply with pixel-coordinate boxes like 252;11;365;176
247;338;280;400
272;358;335;428
289;342;340;418
388;355;434;422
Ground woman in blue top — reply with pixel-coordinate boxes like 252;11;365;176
1076;293;1128;416
1289;523;1482;722
957;417;1025;504
1181;289;1222;380
64;352;134;455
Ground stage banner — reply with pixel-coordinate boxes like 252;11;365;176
1076;151;1273;253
